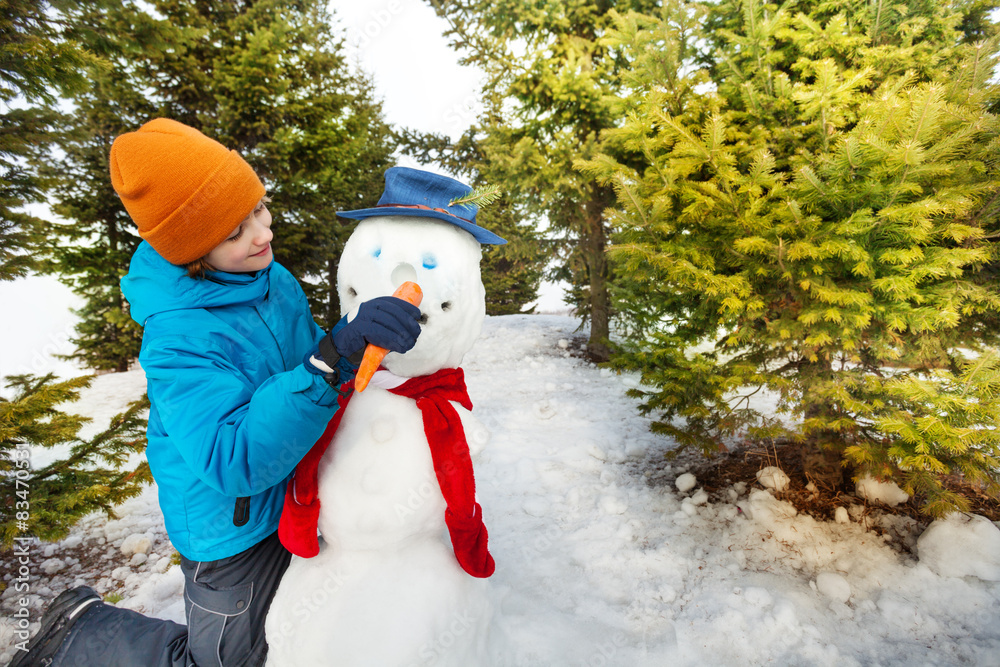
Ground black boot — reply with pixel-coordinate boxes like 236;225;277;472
7;586;101;667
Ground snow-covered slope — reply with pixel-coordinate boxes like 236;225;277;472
3;314;999;666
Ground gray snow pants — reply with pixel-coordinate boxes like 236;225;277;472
52;530;291;667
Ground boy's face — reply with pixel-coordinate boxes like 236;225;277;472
205;199;273;273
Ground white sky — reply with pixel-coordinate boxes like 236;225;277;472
327;0;485;157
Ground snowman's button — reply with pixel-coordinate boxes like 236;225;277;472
371;419;396;443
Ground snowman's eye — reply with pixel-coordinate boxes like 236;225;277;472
441;301;452;312
422;254;437;269
347;287;357;297
373;248;381;259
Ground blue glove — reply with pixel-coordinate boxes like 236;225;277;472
331;296;422;359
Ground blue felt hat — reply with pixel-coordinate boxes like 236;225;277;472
337;167;507;245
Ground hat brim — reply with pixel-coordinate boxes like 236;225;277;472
337;207;507;245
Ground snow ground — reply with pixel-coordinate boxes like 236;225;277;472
2;314;1000;666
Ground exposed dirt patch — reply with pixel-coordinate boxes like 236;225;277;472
685;440;1000;535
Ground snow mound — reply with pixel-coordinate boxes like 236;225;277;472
855;475;909;507
917;513;1000;581
755;466;790;492
816;572;851;603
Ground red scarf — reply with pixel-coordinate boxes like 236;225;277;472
278;368;495;578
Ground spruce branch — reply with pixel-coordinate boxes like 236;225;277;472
449;184;503;210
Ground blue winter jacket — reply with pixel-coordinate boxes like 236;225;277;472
121;241;352;561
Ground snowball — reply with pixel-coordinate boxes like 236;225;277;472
834;507;850;524
855;475;909;507
690;489;709;506
61;535;83;549
816;572;851;603
40;558;65;575
675;473;697;493
600;495;628;515
917;513;1000;581
743;587;774;608
756;466;790;492
130;553;148;567
120;533;152;557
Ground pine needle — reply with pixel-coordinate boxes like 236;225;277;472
449;184;503;210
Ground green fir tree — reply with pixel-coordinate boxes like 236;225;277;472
42;56;151;371
0;374;151;547
427;0;663;359
0;1;95;281
584;0;1000;515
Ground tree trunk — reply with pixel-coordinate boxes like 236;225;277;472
583;192;611;362
800;357;846;488
109;213;130;374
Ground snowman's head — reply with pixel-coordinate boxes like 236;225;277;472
337;215;486;377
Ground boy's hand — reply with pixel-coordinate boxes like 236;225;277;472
331;296;422;359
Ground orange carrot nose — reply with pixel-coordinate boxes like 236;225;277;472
354;281;423;392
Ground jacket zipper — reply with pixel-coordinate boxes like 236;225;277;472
254;305;286;369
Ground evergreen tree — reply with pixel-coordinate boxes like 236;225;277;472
427;0;660;360
42;58;151;371
584;0;1000;514
0;1;95;280
0;373;151;547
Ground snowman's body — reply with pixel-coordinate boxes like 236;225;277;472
265;216;499;667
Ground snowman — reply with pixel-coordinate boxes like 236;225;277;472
264;167;507;667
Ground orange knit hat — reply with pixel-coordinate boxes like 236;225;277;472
110;118;265;265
